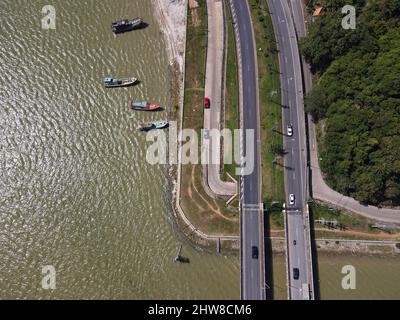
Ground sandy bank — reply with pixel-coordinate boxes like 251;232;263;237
151;0;187;72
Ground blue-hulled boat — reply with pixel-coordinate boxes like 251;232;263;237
139;121;169;132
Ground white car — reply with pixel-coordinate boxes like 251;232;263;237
289;194;295;205
287;125;293;137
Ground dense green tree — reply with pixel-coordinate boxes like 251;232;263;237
303;0;400;206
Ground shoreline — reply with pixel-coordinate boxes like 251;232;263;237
152;0;224;250
151;0;187;72
155;0;241;251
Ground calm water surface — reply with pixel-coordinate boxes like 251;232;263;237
0;0;239;299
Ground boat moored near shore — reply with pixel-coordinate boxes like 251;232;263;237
129;101;162;111
103;77;138;88
139;121;169;132
112;18;145;34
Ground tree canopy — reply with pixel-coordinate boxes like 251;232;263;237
302;0;400;206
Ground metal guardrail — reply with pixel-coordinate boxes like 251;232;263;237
304;203;315;300
283;206;291;300
228;0;245;299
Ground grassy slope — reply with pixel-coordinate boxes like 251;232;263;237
310;201;400;240
223;0;240;180
180;0;239;236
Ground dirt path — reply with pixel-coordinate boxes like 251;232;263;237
184;164;238;222
189;0;200;28
191;167;238;222
269;227;400;241
315;228;400;240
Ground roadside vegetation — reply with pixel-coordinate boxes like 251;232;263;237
223;0;240;181
179;0;239;236
249;0;285;228
302;0;400;207
310;201;400;240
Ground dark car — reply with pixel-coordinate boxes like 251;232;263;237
293;240;297;245
204;97;210;109
293;268;300;280
251;246;259;259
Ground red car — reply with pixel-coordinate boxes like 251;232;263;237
204;97;210;109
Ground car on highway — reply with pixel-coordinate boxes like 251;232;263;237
287;124;293;137
293;240;297;245
204;97;210;109
293;268;300;280
289;194;295;206
251;246;259;259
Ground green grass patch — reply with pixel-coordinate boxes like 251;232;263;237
264;201;284;230
249;0;285;228
223;0;240;180
367;245;393;254
314;230;400;241
310;202;400;241
179;0;239;236
310;201;372;232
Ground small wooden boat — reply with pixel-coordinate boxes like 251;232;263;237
129;101;162;111
103;77;137;88
139;121;169;132
112;18;144;34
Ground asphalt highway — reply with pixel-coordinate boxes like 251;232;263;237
267;0;312;299
231;0;265;300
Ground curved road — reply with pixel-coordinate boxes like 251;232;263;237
204;0;237;197
203;0;265;299
288;0;400;224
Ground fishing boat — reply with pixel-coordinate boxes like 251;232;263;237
139;121;169;132
128;101;162;111
103;77;137;88
111;18;144;34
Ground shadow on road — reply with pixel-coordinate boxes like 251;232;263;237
263;207;274;300
308;203;321;300
303;92;320;299
272;128;284;136
275;162;293;170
